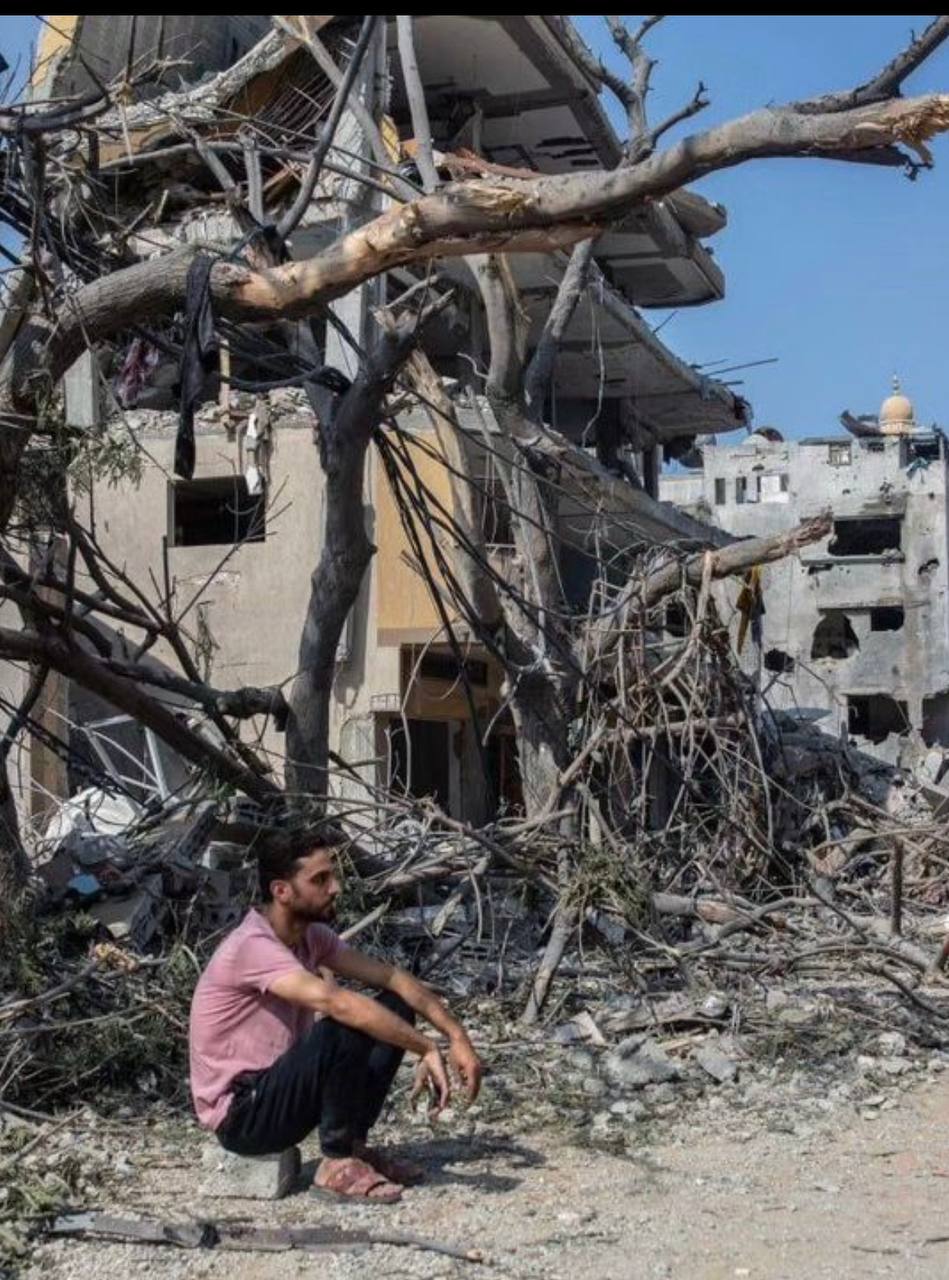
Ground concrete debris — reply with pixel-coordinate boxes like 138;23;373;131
87;875;163;948
877;1057;911;1077
552;1011;607;1047
601;991;728;1036
43;788;143;843
35;796;255;951
876;1031;907;1056
602;1037;682;1090
695;1037;740;1084
551;1022;586;1046
198;1145;301;1200
573;1011;607;1047
700;993;730;1019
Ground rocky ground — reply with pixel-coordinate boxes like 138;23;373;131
10;983;949;1280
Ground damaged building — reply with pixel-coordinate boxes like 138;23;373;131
6;15;749;831
660;381;949;764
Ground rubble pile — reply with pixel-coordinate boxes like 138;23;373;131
34;799;250;952
5;708;949;1115
2;704;949;1275
0;798;266;1115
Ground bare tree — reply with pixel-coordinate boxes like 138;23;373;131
0;12;945;929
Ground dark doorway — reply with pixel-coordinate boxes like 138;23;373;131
389;719;451;810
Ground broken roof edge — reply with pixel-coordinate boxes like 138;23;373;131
573;252;749;439
71;25;297;136
64;13;727;302
463;394;734;552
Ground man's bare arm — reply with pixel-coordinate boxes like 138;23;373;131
269;968;453;1111
328;948;483;1100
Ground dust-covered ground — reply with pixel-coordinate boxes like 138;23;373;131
16;1028;949;1280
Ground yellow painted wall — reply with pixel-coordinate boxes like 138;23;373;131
375;431;458;645
32;16;79;96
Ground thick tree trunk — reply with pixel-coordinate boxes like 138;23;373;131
507;674;573;816
284;406;374;796
284;308;444;796
0;755;28;896
472;255;579;821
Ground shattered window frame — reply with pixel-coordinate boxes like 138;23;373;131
80;715;175;802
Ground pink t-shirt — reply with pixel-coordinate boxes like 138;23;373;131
189;909;344;1130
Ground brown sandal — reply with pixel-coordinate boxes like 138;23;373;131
311;1156;403;1204
357;1145;426;1187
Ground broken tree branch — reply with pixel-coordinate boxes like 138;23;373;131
0;627;276;801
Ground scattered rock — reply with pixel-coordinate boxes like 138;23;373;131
695;1039;739;1084
777;1004;819;1028
878;1057;910;1077
198;1145;301;1200
876;1032;907;1057
551;1023;585;1046
700;993;730;1020
565;1048;596;1074
602;1038;682;1090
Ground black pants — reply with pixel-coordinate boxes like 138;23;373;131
217;992;414;1158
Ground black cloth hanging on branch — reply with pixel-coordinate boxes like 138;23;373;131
175;254;218;480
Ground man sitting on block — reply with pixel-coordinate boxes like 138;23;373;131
189;828;483;1203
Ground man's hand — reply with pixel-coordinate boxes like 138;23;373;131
410;1046;452;1117
449;1035;483;1102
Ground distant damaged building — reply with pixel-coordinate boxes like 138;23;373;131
661;381;949;764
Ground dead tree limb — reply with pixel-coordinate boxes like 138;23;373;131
396;15;440;194
584;512;833;667
0;627;276;801
641;512;833;609
2;80;947;528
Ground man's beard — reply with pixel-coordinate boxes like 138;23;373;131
290;896;337;924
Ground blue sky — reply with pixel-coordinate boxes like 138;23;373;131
1;14;37;99
3;15;949;439
577;14;949;438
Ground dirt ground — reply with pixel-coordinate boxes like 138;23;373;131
21;1063;949;1280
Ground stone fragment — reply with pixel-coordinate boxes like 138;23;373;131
199;1145;301;1200
695;1039;739;1084
602;1037;681;1089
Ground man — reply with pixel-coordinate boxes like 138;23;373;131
189;829;483;1203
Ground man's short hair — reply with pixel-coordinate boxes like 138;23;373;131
256;824;345;902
